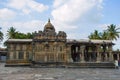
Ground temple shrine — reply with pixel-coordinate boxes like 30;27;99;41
5;19;118;68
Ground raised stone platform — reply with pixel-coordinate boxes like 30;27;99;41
5;64;31;67
5;60;31;67
31;62;115;68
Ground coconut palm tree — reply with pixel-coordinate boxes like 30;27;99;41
106;24;120;40
7;27;18;39
88;30;101;39
7;27;34;39
101;31;109;40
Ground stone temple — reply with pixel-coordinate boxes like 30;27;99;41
5;19;116;67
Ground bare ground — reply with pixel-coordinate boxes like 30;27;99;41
0;63;120;80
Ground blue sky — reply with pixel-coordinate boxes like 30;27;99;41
0;0;120;50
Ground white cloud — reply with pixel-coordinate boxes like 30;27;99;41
51;0;104;38
0;19;44;47
27;0;48;13
0;20;44;34
97;24;109;30
52;0;103;23
7;0;48;14
8;0;26;9
67;33;88;39
52;20;77;32
14;20;44;33
53;0;69;8
0;8;16;20
22;8;31;15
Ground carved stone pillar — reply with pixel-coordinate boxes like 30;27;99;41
96;45;101;62
105;53;107;61
81;45;85;62
66;45;72;62
108;45;113;61
54;42;57;62
64;45;68;62
32;42;35;61
24;52;26;60
16;52;18;59
44;46;48;62
117;54;119;60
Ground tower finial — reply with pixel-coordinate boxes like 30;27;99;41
48;18;50;22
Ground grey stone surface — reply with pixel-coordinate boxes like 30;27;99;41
0;63;120;80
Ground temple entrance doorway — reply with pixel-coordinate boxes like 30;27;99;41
71;45;80;62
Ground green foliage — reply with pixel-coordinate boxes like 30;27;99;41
88;24;120;40
106;24;120;40
100;31;109;40
7;27;33;39
14;32;33;39
0;27;3;42
88;30;101;39
7;27;17;39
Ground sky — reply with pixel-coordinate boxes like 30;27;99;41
0;0;120;50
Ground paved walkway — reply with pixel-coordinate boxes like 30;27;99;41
0;63;120;80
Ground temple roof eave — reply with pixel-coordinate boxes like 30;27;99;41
67;39;114;45
6;39;32;43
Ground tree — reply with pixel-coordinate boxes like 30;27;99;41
7;27;34;39
88;24;120;40
88;30;101;39
0;27;3;42
26;32;33;39
7;27;18;39
101;31;109;40
106;24;120;40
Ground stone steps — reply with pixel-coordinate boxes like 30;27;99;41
31;62;115;68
